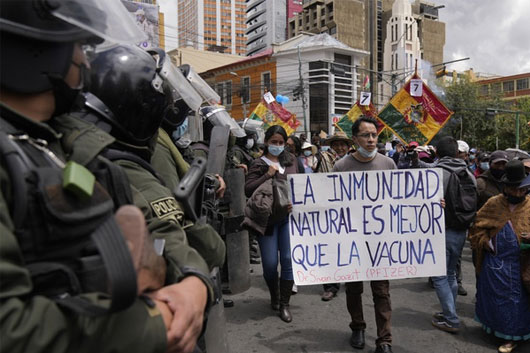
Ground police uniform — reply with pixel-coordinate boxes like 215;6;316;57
152;128;226;270
0;107;167;353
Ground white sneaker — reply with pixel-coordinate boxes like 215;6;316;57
291;284;298;294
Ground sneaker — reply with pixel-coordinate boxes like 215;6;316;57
431;318;459;333
321;290;336;301
291;284;298;295
457;284;468;296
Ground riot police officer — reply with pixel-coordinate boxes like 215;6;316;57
0;1;182;352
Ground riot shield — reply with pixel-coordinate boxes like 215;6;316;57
223;167;250;294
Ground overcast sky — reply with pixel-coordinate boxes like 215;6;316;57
159;0;530;77
433;0;530;76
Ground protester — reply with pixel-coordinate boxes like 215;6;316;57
287;134;304;173
477;150;509;210
316;130;354;300
469;159;530;353
473;152;490;178
300;141;318;173
468;148;478;173
244;125;300;323
457;140;470;165
333;116;396;353
397;141;420;169
430;136;477;334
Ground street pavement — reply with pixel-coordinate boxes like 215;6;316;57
224;243;529;353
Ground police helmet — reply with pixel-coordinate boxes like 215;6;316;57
88;45;175;146
200;105;246;142
0;0;147;94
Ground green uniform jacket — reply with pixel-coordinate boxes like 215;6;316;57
0;107;166;353
152;129;226;270
52;117;215;294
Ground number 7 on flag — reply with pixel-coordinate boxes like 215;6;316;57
410;79;423;97
360;91;371;106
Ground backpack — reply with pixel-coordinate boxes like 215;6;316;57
439;165;478;230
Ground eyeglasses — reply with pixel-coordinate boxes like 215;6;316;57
357;133;378;139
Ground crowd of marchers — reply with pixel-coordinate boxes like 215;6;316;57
0;2;529;353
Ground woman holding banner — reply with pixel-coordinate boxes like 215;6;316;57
469;160;530;353
244;125;300;323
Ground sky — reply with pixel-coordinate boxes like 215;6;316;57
158;0;530;77
433;0;530;76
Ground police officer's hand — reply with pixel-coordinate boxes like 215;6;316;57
151;277;207;353
215;174;226;198
153;298;174;331
267;164;279;177
237;163;248;174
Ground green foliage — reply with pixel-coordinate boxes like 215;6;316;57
436;77;530;152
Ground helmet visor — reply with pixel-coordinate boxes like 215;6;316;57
184;66;221;105
203;106;246;138
159;59;203;112
51;0;147;44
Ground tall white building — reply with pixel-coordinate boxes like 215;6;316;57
379;0;422;102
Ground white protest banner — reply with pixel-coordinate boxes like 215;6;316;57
288;169;446;285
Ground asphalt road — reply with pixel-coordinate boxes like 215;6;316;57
223;244;529;353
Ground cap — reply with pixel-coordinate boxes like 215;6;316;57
490;150;509;164
470;148;477;154
457;140;469;153
408;141;419;148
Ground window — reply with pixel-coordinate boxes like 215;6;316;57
262;72;271;94
225;81;232;105
503;81;514;92
241;77;250;103
480;84;489;95
216;83;225;104
491;82;501;94
516;78;529;90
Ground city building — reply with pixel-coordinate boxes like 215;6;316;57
245;0;303;56
477;72;530;103
168;46;242;73
177;0;247;55
287;0;445;108
202;33;368;135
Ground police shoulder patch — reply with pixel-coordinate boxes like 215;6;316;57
150;197;182;220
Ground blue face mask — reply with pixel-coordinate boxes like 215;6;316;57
303;150;312;157
480;162;489;171
321;146;330;152
172;118;188;141
268;145;284;156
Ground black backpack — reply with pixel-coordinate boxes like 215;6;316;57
439;165;478;230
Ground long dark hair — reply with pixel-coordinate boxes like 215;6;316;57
263;125;293;167
288;134;302;156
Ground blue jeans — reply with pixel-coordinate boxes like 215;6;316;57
257;218;293;281
432;228;467;326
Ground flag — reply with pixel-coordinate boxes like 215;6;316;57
362;75;370;90
334;100;385;138
378;74;453;145
249;100;300;135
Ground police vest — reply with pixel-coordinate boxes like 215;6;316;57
0;117;137;316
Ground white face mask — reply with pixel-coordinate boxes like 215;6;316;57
357;146;377;159
245;138;254;149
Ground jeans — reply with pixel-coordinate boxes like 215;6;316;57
346;280;392;346
257;218;293;281
432;228;467;326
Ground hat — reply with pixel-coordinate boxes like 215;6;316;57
301;141;313;150
501;160;527;186
470;148;477;154
408;141;419;148
520;173;530;188
457;140;469;153
490;150;509;164
326;131;353;146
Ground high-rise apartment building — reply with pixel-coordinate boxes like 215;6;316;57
177;0;247;55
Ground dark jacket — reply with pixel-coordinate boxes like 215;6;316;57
435;156;476;194
476;169;504;210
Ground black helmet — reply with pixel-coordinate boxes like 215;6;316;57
200;105;246;142
87;45;174;146
0;0;146;94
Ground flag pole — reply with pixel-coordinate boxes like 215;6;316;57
414;59;418;76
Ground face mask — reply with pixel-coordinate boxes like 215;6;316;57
268;145;284;156
172;117;188;141
503;191;526;205
490;168;505;180
480;162;490;171
357;146;377;159
52;79;81;117
321;146;330;152
303;150;312;157
245;138;254;150
469;155;475;161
